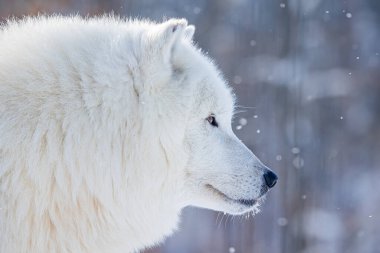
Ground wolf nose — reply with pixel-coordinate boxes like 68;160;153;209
263;170;278;188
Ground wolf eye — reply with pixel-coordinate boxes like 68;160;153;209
206;115;218;127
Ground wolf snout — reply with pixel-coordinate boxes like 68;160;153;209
263;169;278;188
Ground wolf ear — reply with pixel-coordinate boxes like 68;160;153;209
153;19;193;60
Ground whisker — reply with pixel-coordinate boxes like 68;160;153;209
235;105;256;109
233;109;247;114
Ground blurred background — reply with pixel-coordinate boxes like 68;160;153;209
1;0;379;252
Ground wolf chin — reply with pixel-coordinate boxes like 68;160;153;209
0;16;277;253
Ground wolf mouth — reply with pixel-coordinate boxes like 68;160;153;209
205;184;258;207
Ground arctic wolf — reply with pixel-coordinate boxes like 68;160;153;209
0;16;277;253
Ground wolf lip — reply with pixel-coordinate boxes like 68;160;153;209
206;184;258;207
237;199;256;206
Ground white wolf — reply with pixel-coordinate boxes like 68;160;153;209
0;16;277;253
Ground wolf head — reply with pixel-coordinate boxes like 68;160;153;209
136;19;277;215
0;16;278;253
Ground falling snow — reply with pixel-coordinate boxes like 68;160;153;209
291;147;300;154
293;156;305;169
277;217;288;226
233;75;242;84
193;7;201;15
239;118;247;126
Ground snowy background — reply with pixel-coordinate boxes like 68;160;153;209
1;0;379;252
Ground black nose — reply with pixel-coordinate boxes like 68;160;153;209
263;170;278;188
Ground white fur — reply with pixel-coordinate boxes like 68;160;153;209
0;16;273;253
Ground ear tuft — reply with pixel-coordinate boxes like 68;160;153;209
164;18;188;37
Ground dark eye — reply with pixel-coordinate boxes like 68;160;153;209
206;115;218;127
